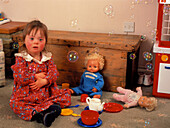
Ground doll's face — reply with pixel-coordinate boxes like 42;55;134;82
138;96;150;108
87;59;99;73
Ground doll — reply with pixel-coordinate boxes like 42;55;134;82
113;87;157;111
70;52;105;98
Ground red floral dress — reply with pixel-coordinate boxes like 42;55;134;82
9;51;71;121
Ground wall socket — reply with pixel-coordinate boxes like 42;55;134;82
124;22;135;33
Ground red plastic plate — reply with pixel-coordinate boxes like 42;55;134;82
103;103;123;113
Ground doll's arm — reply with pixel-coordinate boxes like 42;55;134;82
79;73;84;87
136;87;143;96
44;57;59;85
11;56;36;86
71;72;85;94
93;75;104;91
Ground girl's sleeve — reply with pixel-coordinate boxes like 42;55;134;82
45;57;59;85
11;56;36;86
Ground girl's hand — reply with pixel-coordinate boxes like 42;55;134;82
35;72;46;79
29;78;49;91
92;87;97;92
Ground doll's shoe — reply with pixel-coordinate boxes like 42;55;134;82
143;74;153;86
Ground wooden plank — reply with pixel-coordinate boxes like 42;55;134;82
0;21;28;34
13;30;141;51
48;30;141;51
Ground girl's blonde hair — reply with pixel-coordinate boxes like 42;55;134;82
145;97;157;111
85;52;104;70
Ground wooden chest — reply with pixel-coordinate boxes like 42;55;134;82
13;30;141;92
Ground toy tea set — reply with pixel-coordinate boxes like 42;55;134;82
61;95;123;127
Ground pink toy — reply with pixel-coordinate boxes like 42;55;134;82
113;87;157;111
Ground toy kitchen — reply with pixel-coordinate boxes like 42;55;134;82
153;0;170;98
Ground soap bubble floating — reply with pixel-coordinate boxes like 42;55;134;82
70;19;78;27
140;35;147;41
12;42;19;49
144;119;150;128
129;53;136;60
143;52;153;61
145;63;153;71
104;5;114;17
67;50;79;62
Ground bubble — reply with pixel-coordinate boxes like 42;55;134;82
67;50;79;62
144;119;151;127
130;4;135;10
130;14;135;20
70;19;78;27
129;53;136;60
108;30;114;36
134;0;140;4
143;52;153;61
104;5;114;17
12;42;19;49
145;63;153;70
146;20;152;27
140;35;147;41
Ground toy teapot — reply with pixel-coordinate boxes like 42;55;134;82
86;97;105;111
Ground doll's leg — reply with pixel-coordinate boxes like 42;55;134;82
90;91;102;98
113;93;126;102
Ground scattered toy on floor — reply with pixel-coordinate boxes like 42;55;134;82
113;87;157;111
69;49;105;99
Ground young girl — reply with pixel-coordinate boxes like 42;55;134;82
9;20;71;127
113;87;157;111
69;52;105;98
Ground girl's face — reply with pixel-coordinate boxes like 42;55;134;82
87;59;99;73
24;29;46;56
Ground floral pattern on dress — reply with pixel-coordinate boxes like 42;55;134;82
9;52;71;121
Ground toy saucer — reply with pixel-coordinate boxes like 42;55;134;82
61;109;73;116
84;106;103;114
77;118;102;127
61;109;80;116
103;102;123;113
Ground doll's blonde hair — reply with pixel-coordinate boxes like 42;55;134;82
85;52;104;70
145;97;157;112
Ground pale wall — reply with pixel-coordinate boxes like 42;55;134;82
0;0;158;72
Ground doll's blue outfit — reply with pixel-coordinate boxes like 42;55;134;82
72;70;104;97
